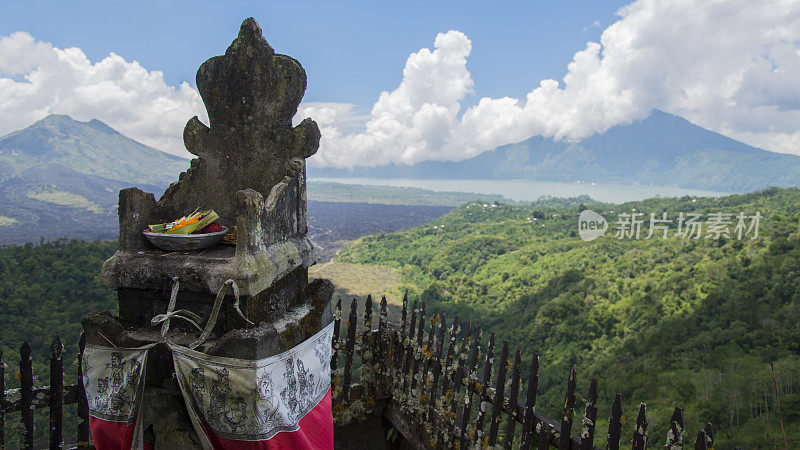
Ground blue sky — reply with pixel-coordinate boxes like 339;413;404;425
0;0;627;106
1;0;799;166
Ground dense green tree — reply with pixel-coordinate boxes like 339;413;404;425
339;188;800;448
0;239;117;443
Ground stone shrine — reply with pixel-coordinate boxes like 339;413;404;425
82;17;333;447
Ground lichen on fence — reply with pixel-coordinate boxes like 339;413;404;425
329;293;732;449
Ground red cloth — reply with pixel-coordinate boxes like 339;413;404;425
89;391;333;450
88;416;137;450
202;388;334;450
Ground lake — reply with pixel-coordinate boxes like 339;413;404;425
311;177;731;204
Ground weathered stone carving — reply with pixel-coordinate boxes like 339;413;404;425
164;16;320;233
84;18;333;447
101;17;323;302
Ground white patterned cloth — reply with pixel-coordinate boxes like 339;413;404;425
82;344;154;449
82;323;334;450
170;322;334;445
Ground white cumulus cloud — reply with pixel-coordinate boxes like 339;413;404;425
299;0;800;168
0;31;206;158
299;30;475;168
3;0;800;166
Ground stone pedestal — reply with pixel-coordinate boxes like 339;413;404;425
82;17;333;446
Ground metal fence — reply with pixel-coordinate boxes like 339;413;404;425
0;294;741;449
331;294;732;449
0;336;89;449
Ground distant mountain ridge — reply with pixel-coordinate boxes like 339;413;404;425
0;114;495;245
0;114;189;186
311;111;800;192
0;115;188;244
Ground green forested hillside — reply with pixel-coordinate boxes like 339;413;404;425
339;188;800;448
0;240;117;380
0;239;117;443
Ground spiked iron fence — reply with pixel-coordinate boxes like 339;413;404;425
0;335;89;449
0;295;741;449
330;294;733;449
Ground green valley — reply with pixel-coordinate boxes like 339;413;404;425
337;188;800;448
0;187;798;447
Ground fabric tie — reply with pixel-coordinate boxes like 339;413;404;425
150;277;254;349
84;277;333;450
150;278;204;338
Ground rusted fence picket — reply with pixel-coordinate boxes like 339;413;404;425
341;298;358;401
331;299;342;373
50;336;63;450
419;310;438;403
409;301;427;392
77;334;90;448
0;335;89;448
415;306;434;394
633;403;648;450
503;346;521;449
703;422;714;448
474;331;496;444
579;378;599;450
435;314;457;436
607;393;623;450
459;324;482;448
488;340;509;446
666;406;684;448
426;312;448;424
0;348;5;448
362;295;374;398
427;313;454;433
694;429;707;450
403;298;418;391
376;296;389;398
21;341;34;449
396;293;408;371
520;353;540;449
447;320;471;441
559;368;577;450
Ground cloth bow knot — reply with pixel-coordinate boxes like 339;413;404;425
152;277;253;349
